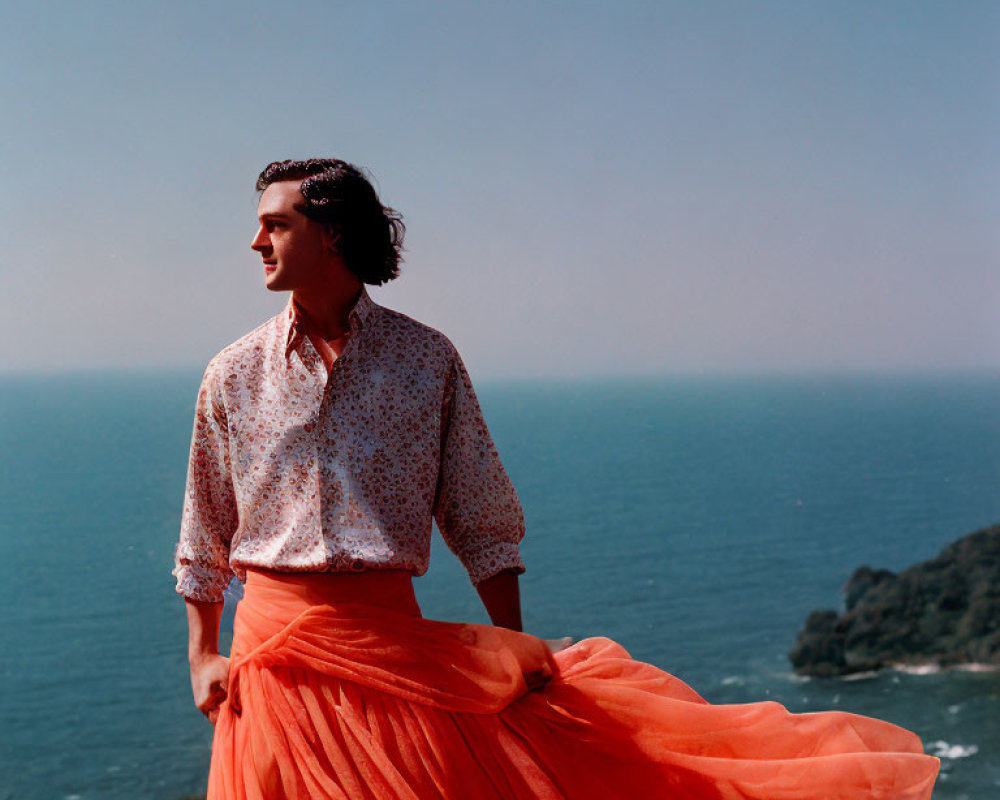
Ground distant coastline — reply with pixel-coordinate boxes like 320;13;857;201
790;525;1000;677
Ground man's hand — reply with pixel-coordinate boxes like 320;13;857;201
190;652;231;724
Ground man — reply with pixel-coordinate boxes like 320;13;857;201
176;158;526;727
174;159;938;800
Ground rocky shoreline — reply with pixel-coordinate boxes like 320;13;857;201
789;524;1000;677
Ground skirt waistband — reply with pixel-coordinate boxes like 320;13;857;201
233;568;422;659
242;567;421;618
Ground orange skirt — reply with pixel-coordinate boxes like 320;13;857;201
207;570;939;799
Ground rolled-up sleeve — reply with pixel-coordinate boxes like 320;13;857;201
173;362;238;602
433;350;525;585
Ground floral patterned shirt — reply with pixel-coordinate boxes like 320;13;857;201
173;288;525;602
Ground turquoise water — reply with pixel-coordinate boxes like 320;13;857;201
1;372;998;799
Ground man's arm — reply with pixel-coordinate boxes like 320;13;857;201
434;349;527;602
477;570;573;657
475;569;523;631
186;598;230;723
175;363;239;723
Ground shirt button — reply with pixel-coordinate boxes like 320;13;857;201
352;558;365;571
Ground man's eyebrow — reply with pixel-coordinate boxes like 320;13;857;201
259;212;291;220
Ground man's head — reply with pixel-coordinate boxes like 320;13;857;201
252;159;405;290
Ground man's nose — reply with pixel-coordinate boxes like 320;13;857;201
250;227;269;252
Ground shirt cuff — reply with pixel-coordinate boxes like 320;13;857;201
465;542;526;585
173;562;233;603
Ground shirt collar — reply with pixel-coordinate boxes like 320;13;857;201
283;286;375;361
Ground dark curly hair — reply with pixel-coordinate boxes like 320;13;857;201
256;158;405;285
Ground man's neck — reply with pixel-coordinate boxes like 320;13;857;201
291;282;363;340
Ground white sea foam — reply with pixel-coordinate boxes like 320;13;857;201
891;663;941;675
889;661;998;675
928;740;979;759
720;676;745;686
841;670;879;681
952;662;999;673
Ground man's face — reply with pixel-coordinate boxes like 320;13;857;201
251;180;334;293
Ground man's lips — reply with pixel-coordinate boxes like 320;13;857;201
263;262;277;273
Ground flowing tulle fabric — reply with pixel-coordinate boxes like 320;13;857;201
206;570;939;799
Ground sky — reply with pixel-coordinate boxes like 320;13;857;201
2;1;997;378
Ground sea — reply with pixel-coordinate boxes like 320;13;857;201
1;371;998;799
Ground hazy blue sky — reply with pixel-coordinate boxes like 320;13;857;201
2;1;997;378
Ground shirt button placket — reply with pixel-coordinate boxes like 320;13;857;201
319;370;338;570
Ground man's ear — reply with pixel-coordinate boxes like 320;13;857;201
323;225;342;253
